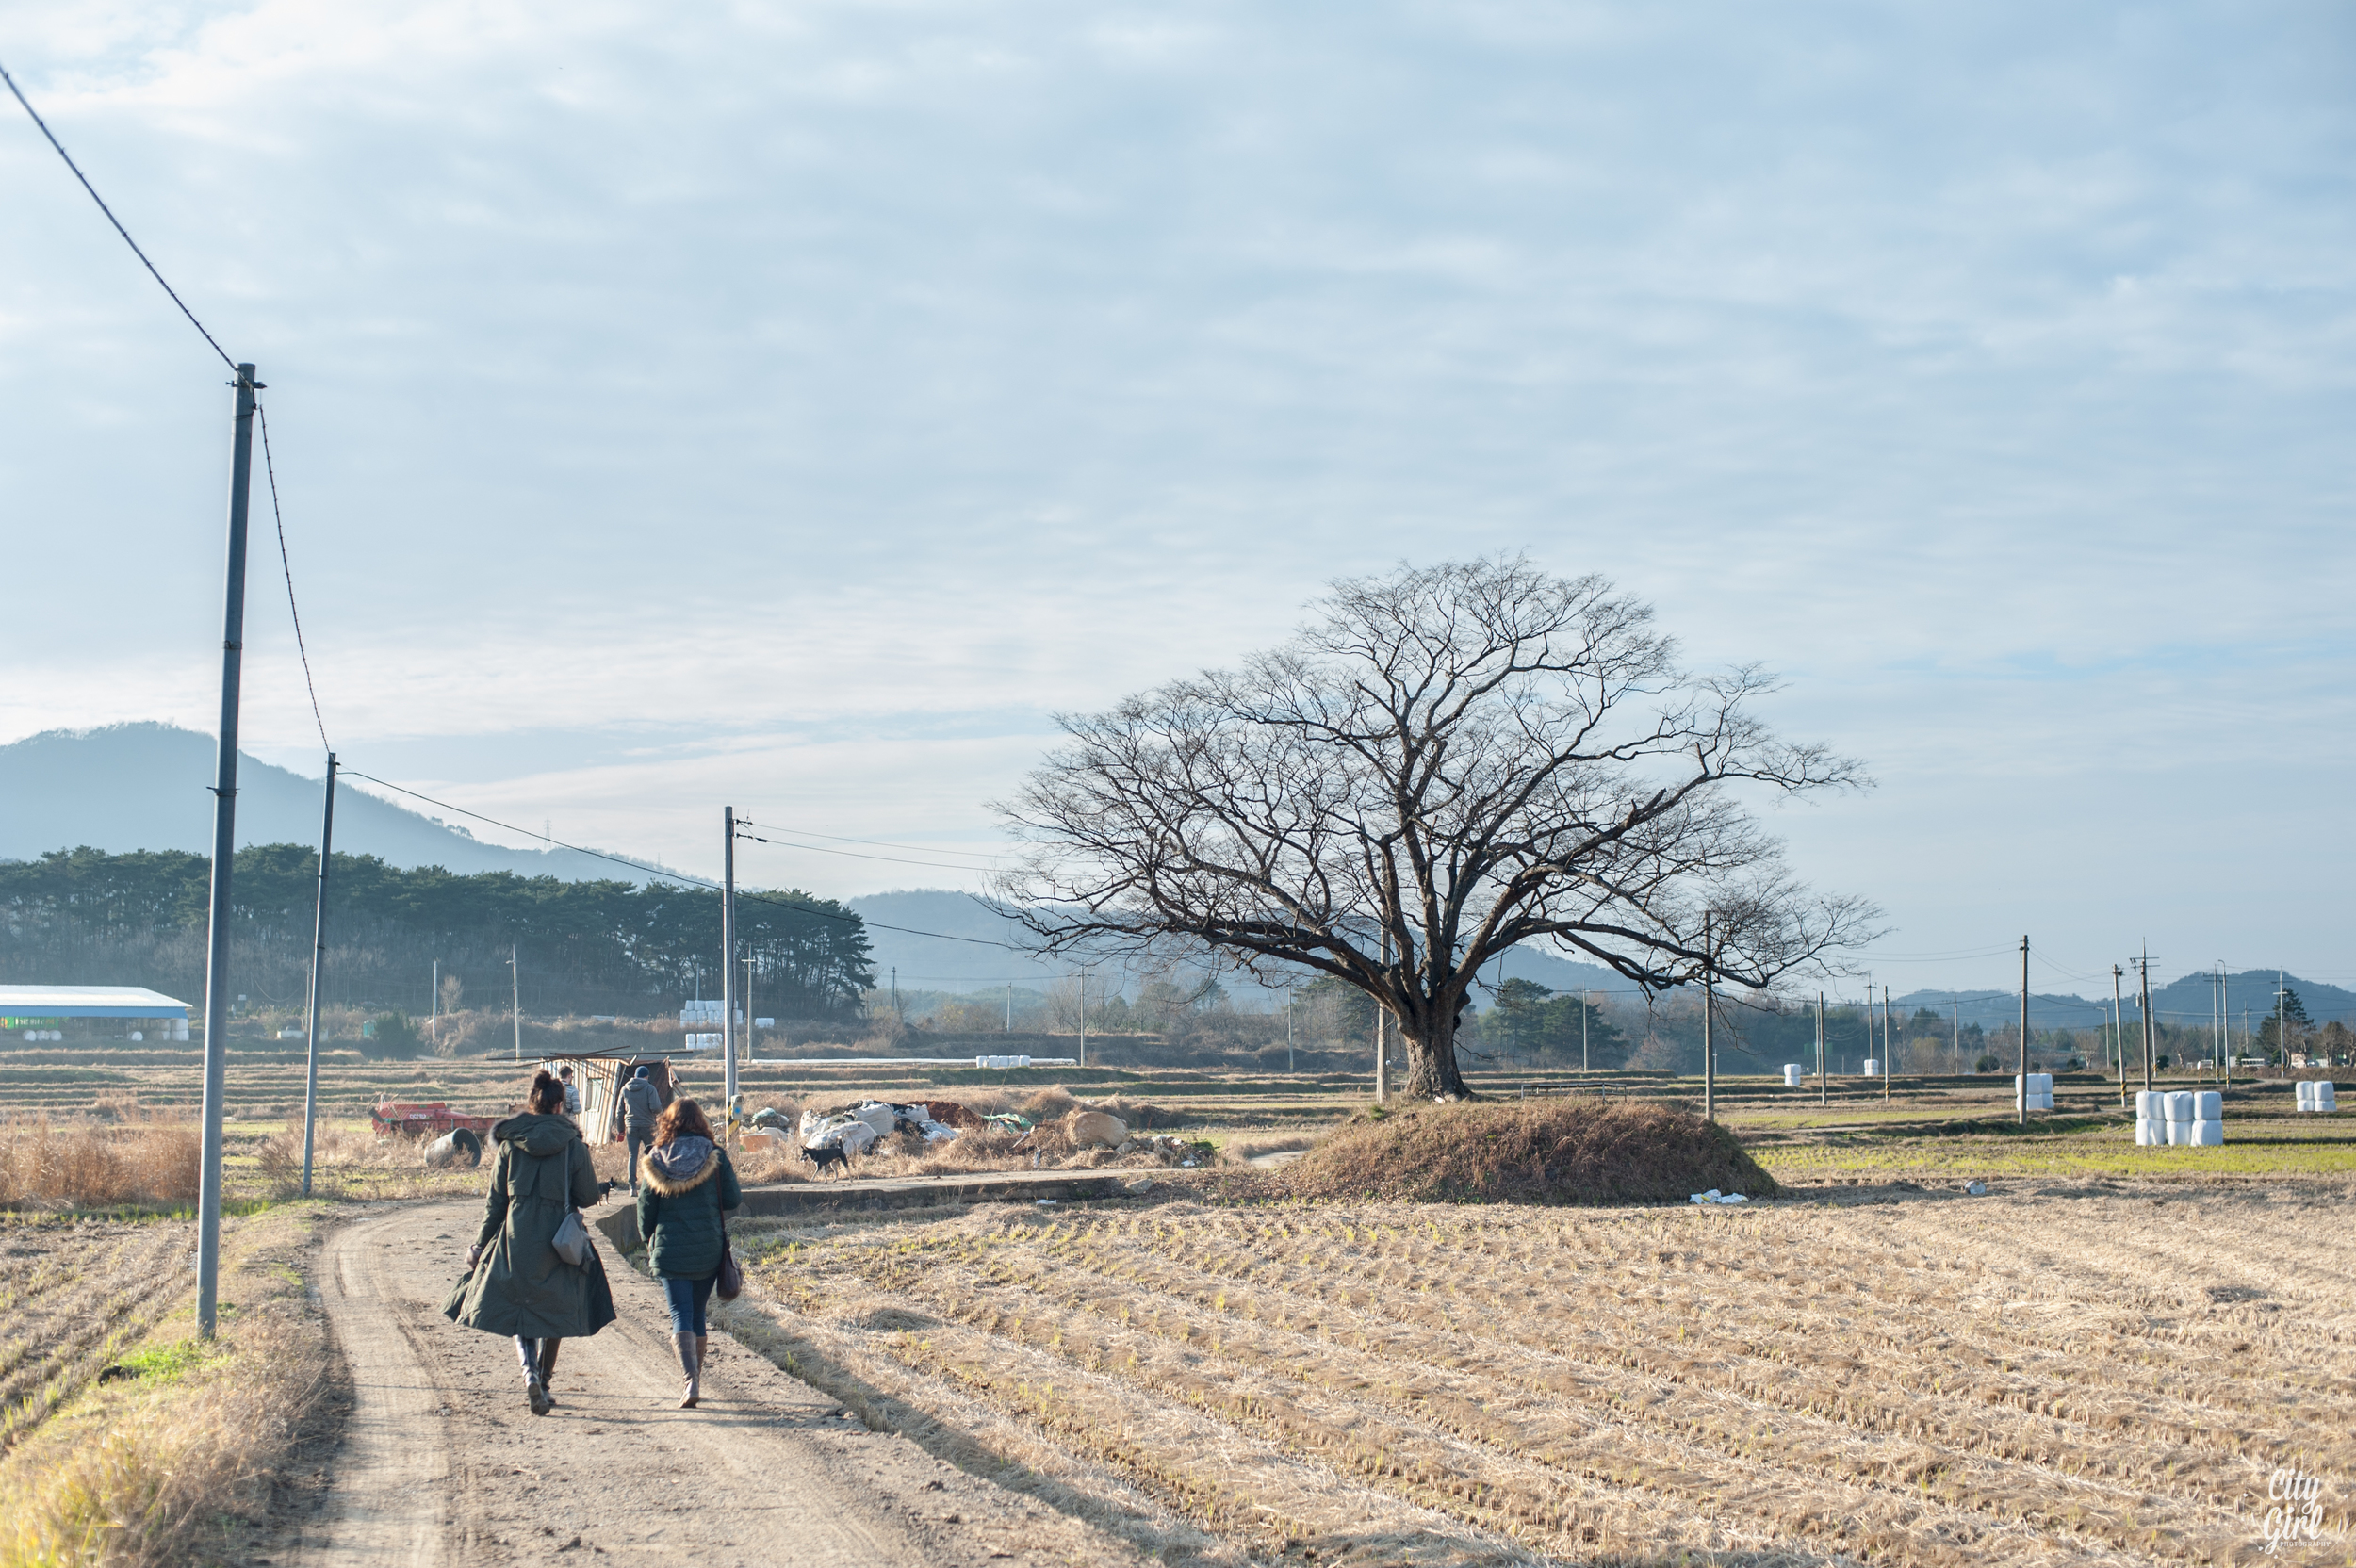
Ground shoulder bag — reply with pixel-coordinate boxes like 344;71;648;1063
550;1142;594;1267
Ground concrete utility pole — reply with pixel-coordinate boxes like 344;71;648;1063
508;944;522;1061
430;958;439;1046
300;752;336;1198
1006;981;1013;1033
196;361;260;1342
2017;936;2029;1127
2120;960;2139;1106
721;807;738;1109
1285;988;1294;1072
1817;992;1827;1105
1581;989;1591;1075
1702;913;1715;1123
1076;972;1086;1069
2139;948;2154;1092
1882;983;1893;1102
2276;969;2287;1077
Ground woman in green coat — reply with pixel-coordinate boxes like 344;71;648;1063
448;1070;617;1414
635;1097;739;1407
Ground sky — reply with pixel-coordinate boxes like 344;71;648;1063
3;0;2350;999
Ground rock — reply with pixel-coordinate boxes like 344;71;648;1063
1123;1177;1155;1195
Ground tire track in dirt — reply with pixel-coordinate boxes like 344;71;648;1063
288;1200;1144;1567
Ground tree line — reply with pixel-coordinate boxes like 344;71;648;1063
0;845;875;1024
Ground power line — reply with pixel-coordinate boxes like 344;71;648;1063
256;400;329;756
335;768;1025;951
0;59;235;369
734;816;1013;864
733;829;1003;874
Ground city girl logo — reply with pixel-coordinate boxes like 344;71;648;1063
2260;1465;2329;1555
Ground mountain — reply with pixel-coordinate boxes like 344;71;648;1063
1895;971;2353;1031
0;723;656;881
846;887;1634;1003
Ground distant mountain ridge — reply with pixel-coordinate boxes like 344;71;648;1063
0;723;658;881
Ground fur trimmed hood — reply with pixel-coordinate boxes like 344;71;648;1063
638;1136;720;1195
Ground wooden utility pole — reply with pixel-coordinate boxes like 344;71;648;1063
300;752;336;1198
196;362;260;1341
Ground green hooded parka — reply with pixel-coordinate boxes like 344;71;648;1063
446;1112;618;1339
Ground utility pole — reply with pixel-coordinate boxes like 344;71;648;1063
1285;988;1294;1072
196;361;260;1342
744;956;756;1056
508;944;522;1062
2017;937;2029;1127
1882;982;1892;1102
1816;991;1826;1105
1952;1003;1959;1073
1581;990;1591;1075
300;752;336;1198
892;966;900;1023
2276;969;2287;1077
430;957;439;1046
721;807;737;1109
2120;960;2139;1106
1006;981;1013;1034
1701;913;1715;1123
1076;972;1086;1069
2139;947;2154;1092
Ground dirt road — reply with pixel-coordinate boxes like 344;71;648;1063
287;1200;1137;1567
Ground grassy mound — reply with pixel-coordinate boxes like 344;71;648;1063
1275;1099;1778;1206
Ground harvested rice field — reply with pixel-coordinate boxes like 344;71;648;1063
0;1217;205;1456
728;1184;2356;1566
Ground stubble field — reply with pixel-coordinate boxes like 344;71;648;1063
727;1183;2355;1566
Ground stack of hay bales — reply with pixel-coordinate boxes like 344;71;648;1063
2295;1080;2340;1113
1782;1064;1805;1087
2136;1089;2224;1146
2014;1072;2054;1113
1861;1058;1881;1076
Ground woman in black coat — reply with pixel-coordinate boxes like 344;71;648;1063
635;1097;740;1407
447;1070;616;1414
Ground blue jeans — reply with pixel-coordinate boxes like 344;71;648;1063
662;1272;716;1335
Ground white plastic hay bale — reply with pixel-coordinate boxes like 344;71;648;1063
2165;1090;2196;1123
2320;1082;2339;1112
1783;1064;1804;1086
2189;1119;2223;1147
2194;1090;2222;1120
974;1054;1034;1070
2164;1118;2191;1146
2134;1119;2157;1146
2135;1089;2161;1120
2298;1081;2316;1110
1862;1059;1880;1076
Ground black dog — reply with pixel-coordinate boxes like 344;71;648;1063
802;1143;849;1176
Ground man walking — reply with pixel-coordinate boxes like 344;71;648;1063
622;1064;663;1194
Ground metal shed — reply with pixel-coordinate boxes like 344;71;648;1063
0;986;192;1038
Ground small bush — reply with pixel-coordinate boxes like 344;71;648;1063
1974;1054;2001;1074
1275;1099;1778;1206
357;1012;422;1061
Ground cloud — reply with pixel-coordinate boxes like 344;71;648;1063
3;0;2350;980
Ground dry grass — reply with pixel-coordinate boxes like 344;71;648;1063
0;1205;329;1567
0;1119;200;1209
1269;1099;1779;1205
733;1184;2356;1565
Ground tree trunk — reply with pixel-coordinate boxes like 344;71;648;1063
1399;1014;1473;1101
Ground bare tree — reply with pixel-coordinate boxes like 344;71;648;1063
992;558;1878;1099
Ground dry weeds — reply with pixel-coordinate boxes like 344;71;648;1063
0;1205;329;1567
733;1185;2356;1565
0;1120;200;1209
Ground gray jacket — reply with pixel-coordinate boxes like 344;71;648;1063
621;1076;663;1130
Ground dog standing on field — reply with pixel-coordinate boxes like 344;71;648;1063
802;1143;849;1176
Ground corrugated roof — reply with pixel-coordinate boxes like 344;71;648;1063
0;986;191;1017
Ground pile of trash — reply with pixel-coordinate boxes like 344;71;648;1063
1688;1188;1749;1205
797;1100;965;1157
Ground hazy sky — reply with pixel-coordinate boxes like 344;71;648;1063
4;1;2350;996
